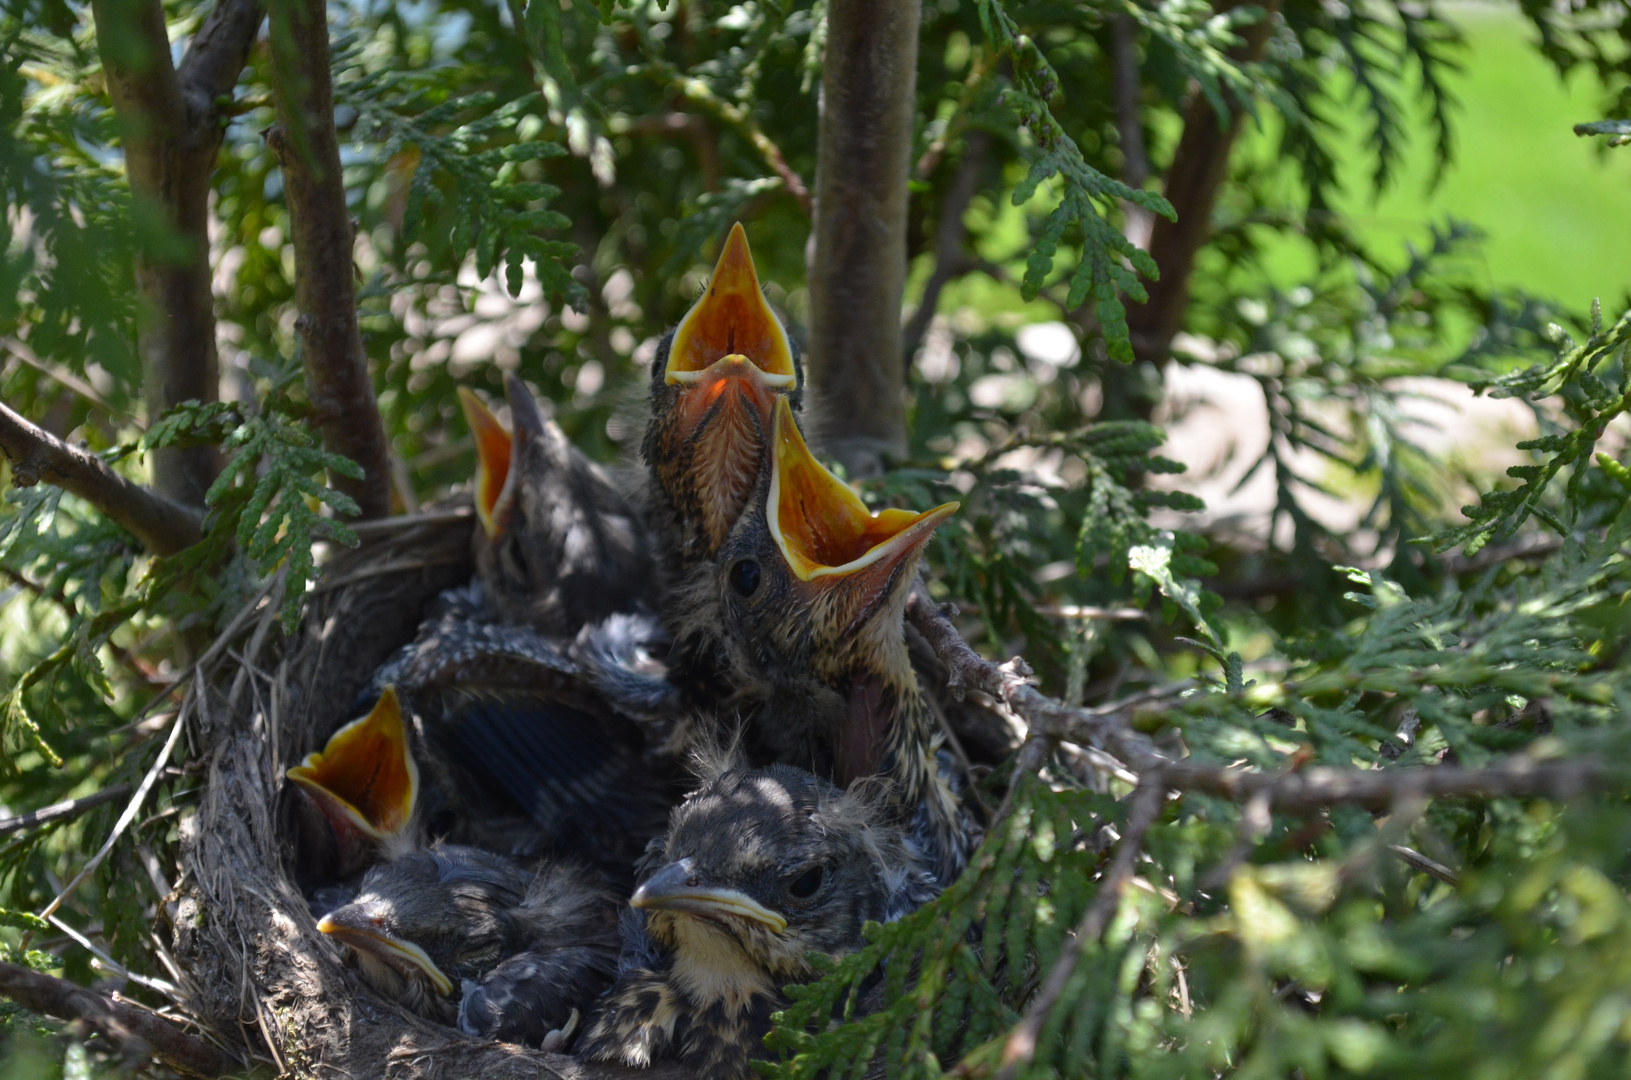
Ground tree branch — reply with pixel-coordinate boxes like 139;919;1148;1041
1123;0;1282;369
267;0;392;519
0;962;233;1078
0;400;202;555
902;130;989;370
807;0;923;477
90;0;264;508
0;784;131;838
905;591;1623;812
1159;757;1610;812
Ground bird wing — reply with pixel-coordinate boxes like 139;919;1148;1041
431;689;664;842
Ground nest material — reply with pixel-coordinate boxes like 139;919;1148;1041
169;507;693;1080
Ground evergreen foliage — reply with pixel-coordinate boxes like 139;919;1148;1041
0;0;1629;1075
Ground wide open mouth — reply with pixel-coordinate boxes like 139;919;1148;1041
766;398;957;583
665;223;796;389
457;387;515;538
287;686;418;842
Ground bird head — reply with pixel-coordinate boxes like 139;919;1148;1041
645;222;801;562
632;764;917;988
712;399;957;780
317;844;532;1022
288;686;419;871
460;376;652;634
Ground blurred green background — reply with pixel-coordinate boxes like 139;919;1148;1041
1261;0;1631;307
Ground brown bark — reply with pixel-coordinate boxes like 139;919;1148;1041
267;0;392;519
0;962;235;1077
1123;0;1281;370
806;0;922;477
90;0;265;508
0;399;203;554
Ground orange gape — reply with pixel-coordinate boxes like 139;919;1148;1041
458;388;515;539
287;685;419;842
648;222;801;562
664;223;796;386
767;398;958;583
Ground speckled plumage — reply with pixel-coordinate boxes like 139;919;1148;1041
318;843;619;1048
580;763;937;1078
698;426;972;887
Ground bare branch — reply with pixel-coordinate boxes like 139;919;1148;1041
0;962;233;1077
0;784;131;838
1160;757;1610;813
906;591;1622;813
0;400;202;555
267;0;392;519
807;0;923;476
178;0;265;108
986;782;1166;1080
906;591;1167;769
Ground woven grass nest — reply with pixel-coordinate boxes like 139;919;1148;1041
165;503;1013;1080
168;504;697;1080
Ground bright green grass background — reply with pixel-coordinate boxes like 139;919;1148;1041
923;3;1631;327
1250;1;1631;308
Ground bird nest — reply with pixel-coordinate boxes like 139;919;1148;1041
167;504;694;1080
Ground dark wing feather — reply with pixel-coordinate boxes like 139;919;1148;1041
431;689;654;838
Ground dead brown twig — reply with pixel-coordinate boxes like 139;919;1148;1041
0;399;203;555
0;961;233;1077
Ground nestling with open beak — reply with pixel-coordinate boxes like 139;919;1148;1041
317;843;620;1049
579;760;936;1079
644;223;801;573
288;685;420;885
462;374;656;638
696;398;970;885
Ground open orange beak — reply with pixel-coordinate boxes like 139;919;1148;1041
458;387;515;539
767;399;957;626
288;686;419;845
665;223;797;391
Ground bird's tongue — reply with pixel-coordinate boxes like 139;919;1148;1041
287;685;419;843
767;398;958;601
663;222;796;387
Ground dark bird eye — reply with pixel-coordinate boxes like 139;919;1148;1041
787;864;825;899
729;559;761;597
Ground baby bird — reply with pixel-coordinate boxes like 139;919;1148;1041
461;374;656;637
317;843;620;1049
704;398;969;885
643;222;802;579
288;685;420;885
579;761;936;1079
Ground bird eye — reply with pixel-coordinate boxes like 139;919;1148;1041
728;558;761;597
787;864;825;899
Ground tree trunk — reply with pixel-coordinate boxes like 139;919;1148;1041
91;0;264;507
268;0;392;519
806;0;922;477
